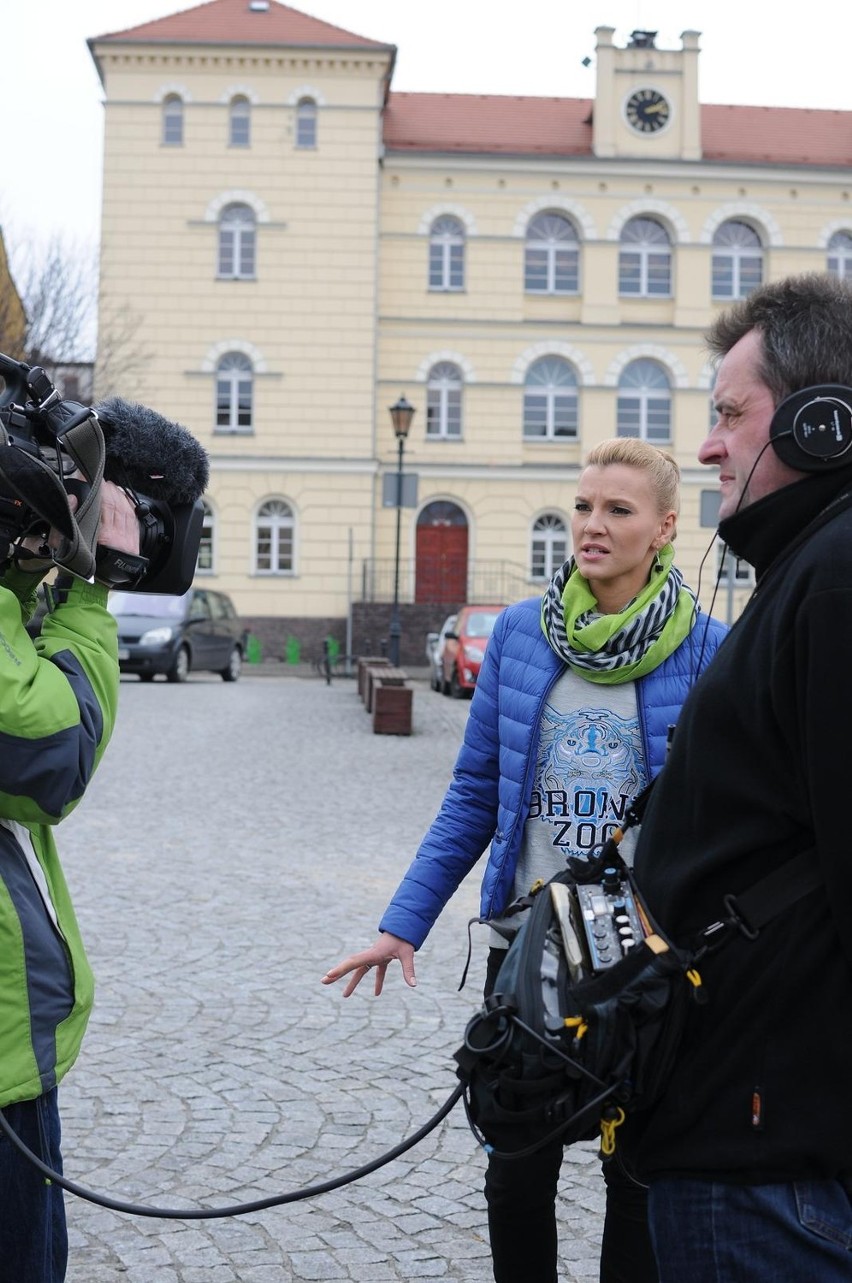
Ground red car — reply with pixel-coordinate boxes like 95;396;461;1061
440;604;505;697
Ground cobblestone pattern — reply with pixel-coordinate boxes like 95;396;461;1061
55;670;606;1282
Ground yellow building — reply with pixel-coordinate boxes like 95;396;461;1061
88;2;852;660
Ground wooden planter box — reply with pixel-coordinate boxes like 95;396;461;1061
372;682;413;735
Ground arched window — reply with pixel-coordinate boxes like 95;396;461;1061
162;95;184;146
617;359;671;442
229;95;251;147
827;230;852;281
712;220;763;299
218;204;256;278
619;216;672;296
524;212;579;294
428;216;465;291
197;501;215;572
255;500;294;574
426;362;463;438
523;357;578;439
296;98;317;149
215;353;253;432
530;513;568;581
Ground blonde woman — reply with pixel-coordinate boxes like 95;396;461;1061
325;439;727;1283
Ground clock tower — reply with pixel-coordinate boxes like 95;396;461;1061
592;26;701;161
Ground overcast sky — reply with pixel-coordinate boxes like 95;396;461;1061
2;0;852;255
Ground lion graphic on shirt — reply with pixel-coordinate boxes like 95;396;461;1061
533;705;644;827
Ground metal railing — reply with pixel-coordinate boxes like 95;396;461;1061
360;559;532;605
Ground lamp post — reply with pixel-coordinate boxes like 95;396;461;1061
387;395;416;667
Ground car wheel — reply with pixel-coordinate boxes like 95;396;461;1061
139;673;156;683
167;646;190;684
450;669;465;699
221;646;241;682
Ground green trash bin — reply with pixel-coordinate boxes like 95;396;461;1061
246;635;262;664
285;635;301;665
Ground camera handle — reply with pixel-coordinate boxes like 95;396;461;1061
0;407;105;580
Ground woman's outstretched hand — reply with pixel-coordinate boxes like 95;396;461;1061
322;932;417;998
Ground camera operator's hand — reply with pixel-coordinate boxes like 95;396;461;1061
96;482;140;558
19;480;139;575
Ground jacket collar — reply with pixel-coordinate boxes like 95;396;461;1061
719;467;852;579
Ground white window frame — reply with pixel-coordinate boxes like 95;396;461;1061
218;204;256;279
717;544;754;587
827;230;852;281
426;362;463;438
617;359;672;443
523;357;579;440
619;217;672;297
712;220;763;299
197;501;215;573
428;216;465;291
255;499;295;574
162;95;184;146
530;513;568;581
215;352;254;433
524;212;579;294
296;98;317;149
229;96;251;148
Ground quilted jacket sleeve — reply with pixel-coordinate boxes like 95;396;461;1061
378;608;509;948
0;573;119;825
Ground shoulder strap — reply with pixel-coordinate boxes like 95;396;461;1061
699;850;821;948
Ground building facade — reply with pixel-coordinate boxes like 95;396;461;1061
88;2;852;661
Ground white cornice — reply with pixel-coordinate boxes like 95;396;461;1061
382;153;852;186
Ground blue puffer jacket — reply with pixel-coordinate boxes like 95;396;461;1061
380;595;727;949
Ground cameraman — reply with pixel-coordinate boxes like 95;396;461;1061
0;480;139;1283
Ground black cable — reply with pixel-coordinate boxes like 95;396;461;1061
0;1082;464;1221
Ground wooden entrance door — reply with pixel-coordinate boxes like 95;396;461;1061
415;502;468;604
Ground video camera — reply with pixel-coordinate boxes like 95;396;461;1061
0;352;209;595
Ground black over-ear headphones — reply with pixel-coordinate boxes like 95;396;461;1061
770;385;852;472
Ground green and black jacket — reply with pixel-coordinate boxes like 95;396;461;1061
0;567;119;1107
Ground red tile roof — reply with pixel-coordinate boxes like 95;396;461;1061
92;0;391;51
89;1;852;169
701;104;852;168
383;94;593;157
384;93;852;169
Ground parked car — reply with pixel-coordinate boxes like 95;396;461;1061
440;604;505;698
109;586;247;683
426;613;458;692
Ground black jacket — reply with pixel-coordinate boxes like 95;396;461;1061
632;468;852;1182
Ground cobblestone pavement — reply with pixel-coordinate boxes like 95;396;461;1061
56;669;606;1282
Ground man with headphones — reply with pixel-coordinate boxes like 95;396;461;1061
628;273;852;1280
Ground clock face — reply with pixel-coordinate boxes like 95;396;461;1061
625;88;671;134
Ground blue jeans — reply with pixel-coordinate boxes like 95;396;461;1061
648;1177;852;1283
0;1090;67;1283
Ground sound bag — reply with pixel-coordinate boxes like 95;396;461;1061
454;840;820;1161
454;849;700;1159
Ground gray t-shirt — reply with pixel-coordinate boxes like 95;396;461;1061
490;668;648;944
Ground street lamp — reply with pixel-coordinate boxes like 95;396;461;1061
387;395;416;667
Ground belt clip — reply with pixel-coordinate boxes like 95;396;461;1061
721;892;759;941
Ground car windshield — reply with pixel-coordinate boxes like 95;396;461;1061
464;611;500;638
108;591;190;619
